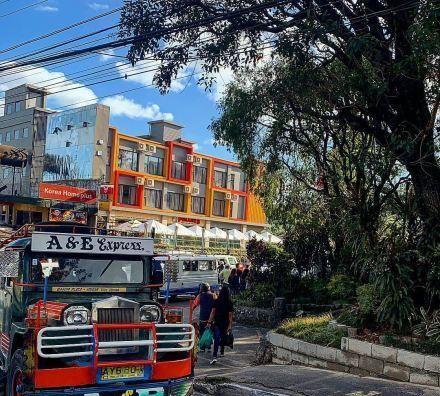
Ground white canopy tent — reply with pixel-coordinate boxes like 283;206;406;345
115;220;142;232
144;219;174;235
188;225;216;239
245;230;264;241
227;229;249;241
209;227;228;239
261;231;283;244
168;223;197;237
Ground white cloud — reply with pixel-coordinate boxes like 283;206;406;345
36;5;58;12
99;49;115;62
115;60;187;92
88;2;109;11
0;63;97;116
192;143;199;151
101;95;173;121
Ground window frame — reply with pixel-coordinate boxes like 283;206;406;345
213;198;226;216
193;166;207;184
214;170;227;188
167;191;184;211
145;155;164;176
144;188;163;209
22;127;29;138
118;184;137;206
191;196;205;214
118;148;139;171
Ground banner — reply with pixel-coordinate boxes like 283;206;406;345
31;232;154;255
39;183;97;203
100;184;114;195
49;208;87;224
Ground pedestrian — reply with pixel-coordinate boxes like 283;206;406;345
193;283;216;352
219;264;231;284
241;264;250;291
207;284;234;365
229;268;240;295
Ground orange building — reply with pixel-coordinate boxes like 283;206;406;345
102;120;266;233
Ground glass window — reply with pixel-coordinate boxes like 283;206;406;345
31;256;144;284
213;199;226;216
228;173;236;190
191;196;205;214
6;104;13;115
183;260;198;272
118;184;137;205
118;148;138;171
14;130;20;140
6;132;11;142
214;170;227;188
199;260;215;271
0;134;2;144
171;161;186;180
193;166;207;184
23;127;29;138
145;155;163;176
144;188;163;209
167;191;184;211
15;101;21;112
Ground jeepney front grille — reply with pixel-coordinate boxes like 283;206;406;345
97;308;135;341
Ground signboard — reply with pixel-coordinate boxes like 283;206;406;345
39;183;97;204
100;184;114;195
49;208;87;224
31;232;154;255
178;217;200;225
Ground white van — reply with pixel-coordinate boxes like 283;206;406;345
154;255;220;299
215;255;239;268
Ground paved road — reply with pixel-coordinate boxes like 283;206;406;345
174;299;440;395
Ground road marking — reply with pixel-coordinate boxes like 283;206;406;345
346;392;382;396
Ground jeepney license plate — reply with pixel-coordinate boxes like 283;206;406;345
101;366;144;381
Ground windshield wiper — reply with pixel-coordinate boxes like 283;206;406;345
99;260;114;278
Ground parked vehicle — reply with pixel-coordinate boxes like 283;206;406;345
155;255;220;299
0;223;195;396
214;255;238;268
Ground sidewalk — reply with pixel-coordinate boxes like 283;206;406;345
194;324;440;396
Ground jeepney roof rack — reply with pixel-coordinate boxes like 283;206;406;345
0;222;126;249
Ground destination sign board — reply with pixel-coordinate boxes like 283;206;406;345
31;232;154;256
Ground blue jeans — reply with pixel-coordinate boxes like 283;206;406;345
213;326;225;358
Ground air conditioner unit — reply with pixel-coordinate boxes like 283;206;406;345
193;156;202;166
225;192;232;200
145;178;155;188
147;144;156;154
137;142;145;151
136;177;144;185
192;187;200;195
184;185;191;193
231;194;239;202
96;150;103;156
97;139;104;145
186;154;194;163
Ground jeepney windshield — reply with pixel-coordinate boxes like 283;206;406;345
30;256;144;284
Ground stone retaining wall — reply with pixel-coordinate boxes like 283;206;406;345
234;306;274;327
268;332;440;387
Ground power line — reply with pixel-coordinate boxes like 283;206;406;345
0;7;121;56
0;0;49;18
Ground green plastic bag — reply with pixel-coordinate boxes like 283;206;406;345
198;328;213;350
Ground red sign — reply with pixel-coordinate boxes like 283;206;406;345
178;217;200;225
39;183;97;204
100;184;114;195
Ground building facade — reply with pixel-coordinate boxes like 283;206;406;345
101;120;266;233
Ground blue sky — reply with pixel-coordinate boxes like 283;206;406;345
0;0;235;160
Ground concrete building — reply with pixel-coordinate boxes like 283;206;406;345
0;85;52;224
99;121;266;233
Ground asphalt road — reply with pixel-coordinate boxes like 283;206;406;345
173;299;440;396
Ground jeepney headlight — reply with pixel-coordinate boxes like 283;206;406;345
63;306;90;326
140;305;161;323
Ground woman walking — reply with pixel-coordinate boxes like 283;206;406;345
229;268;240;295
207;284;234;364
193;283;216;352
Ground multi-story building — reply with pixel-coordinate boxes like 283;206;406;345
0;84;52;224
100;120;266;233
0;84;266;233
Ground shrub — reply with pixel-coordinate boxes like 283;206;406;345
326;274;356;301
234;283;275;308
357;284;379;316
337;306;363;328
276;313;346;347
297;276;330;304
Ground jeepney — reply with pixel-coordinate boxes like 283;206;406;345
0;226;195;396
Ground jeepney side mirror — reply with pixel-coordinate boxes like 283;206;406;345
40;259;59;278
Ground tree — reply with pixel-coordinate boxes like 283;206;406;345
119;0;440;232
